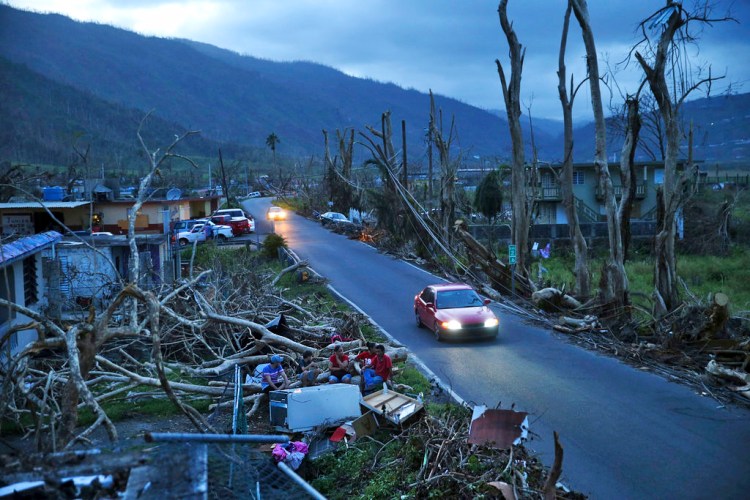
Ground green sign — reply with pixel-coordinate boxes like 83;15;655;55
508;245;517;265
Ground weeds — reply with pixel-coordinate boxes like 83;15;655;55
536;245;750;312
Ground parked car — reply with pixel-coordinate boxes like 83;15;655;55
414;283;499;341
194;219;234;240
320;212;351;225
266;206;287;221
174;224;208;246
212;208;255;235
171;219;203;233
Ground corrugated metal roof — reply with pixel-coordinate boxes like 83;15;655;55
0;231;63;266
0;201;91;209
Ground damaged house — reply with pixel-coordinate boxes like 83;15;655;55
0;231;62;359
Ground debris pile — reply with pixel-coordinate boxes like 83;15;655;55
311;403;584;500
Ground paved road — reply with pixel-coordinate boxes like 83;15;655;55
244;198;750;499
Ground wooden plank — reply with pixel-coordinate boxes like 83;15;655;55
364;393;405;408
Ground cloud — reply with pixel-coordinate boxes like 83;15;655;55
6;0;749;120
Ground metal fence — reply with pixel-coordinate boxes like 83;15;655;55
130;366;325;499
468;220;658;245
133;437;320;499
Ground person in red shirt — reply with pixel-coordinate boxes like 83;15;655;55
354;342;377;371
328;344;353;383
363;344;392;391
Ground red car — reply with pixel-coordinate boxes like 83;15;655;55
414;283;499;341
210;209;254;236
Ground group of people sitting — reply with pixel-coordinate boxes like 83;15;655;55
259;342;392;394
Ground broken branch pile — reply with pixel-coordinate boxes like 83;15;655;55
0;246;393;452
320;405;584;499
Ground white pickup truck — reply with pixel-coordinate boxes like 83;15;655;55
175;221;233;246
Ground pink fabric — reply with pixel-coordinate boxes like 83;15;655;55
272;441;309;463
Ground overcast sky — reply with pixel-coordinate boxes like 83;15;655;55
6;0;749;121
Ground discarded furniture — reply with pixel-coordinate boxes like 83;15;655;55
269;384;362;432
360;388;424;425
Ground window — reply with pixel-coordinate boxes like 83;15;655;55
541;173;555;188
0;266;16;325
654;169;664;185
573;171;585;185
23;256;38;306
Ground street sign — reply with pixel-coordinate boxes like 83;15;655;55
508;244;517;265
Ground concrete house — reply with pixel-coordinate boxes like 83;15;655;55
95;195;221;235
0;231;62;359
0;201;92;236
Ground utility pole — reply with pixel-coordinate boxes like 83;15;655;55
208;163;212;192
401;120;408;189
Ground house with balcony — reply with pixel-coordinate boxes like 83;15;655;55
533;161;683;224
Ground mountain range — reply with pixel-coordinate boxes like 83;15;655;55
0;4;748;172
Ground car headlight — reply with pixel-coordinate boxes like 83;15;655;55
484;318;499;328
441;320;462;330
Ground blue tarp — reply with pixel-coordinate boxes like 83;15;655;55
0;231;62;266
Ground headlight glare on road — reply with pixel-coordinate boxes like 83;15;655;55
442;320;462;330
484;318;499;328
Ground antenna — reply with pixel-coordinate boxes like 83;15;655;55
166;188;182;200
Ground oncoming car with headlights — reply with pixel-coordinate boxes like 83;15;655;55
266;206;287;221
414;283;499;341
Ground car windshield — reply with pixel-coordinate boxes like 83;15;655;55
435;289;484;309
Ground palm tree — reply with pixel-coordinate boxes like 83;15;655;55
266;133;280;186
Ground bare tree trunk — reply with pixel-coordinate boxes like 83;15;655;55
635;7;685;314
323;128;355;213
429;92;457;247
497;0;531;278
571;0;629;313
427;124;434;203
218;148;232;206
618;96;642;262
634;3;732;313
557;2;590;299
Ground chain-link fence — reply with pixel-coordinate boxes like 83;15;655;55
134;437;321;499
134;365;325;499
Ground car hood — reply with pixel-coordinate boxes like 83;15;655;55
435;307;496;325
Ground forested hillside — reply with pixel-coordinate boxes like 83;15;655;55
0;4;747;170
0;57;257;170
0;5;529;162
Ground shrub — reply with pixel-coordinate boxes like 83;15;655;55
261;233;288;259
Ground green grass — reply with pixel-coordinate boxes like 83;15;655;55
536;245;750;313
1;389;212;436
394;366;431;395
